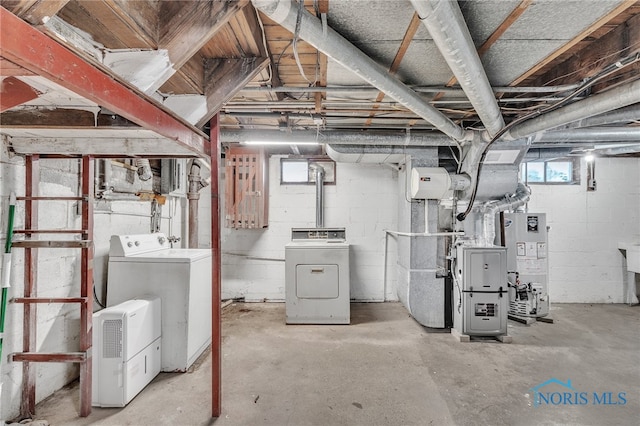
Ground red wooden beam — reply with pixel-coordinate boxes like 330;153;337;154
208;114;222;418
0;76;39;112
0;7;207;156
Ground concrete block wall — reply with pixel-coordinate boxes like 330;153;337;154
526;157;640;303
0;139;185;421
0;150;83;421
220;155;399;302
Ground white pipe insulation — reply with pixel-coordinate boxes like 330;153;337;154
502;79;640;141
410;0;505;138
251;0;468;141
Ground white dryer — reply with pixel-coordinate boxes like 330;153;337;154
285;228;350;324
107;233;212;372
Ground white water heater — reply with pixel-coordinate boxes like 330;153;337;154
92;297;161;407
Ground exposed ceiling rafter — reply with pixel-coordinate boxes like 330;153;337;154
0;6;207;156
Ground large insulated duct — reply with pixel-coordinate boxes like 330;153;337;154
251;0;468;141
410;0;504;138
221;129;457;146
554;104;640;130
221;127;640;147
503;79;640;141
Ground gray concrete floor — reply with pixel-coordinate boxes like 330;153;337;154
34;302;639;426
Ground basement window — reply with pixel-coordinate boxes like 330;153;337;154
520;159;580;184
280;158;336;185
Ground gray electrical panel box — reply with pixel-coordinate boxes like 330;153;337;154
453;247;508;336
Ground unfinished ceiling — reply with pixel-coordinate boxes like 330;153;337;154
0;0;639;157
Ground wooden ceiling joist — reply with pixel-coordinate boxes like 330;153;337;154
198;56;270;127
159;0;249;71
58;0;157;49
364;12;421;127
510;0;637;86
0;6;206;156
1;0;70;25
530;11;640;89
0;108;139;127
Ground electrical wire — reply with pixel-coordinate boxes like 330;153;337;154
254;6;274;85
94;285;105;308
293;0;314;85
542;40;640;89
456;52;640;222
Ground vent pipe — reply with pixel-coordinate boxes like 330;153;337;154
251;0;468;141
310;163;325;228
479;182;531;247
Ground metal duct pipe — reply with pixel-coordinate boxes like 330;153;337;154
593;143;640;156
503;79;640;141
480;182;531;247
533;127;640;143
553;104;640;130
221;129;456;146
221;127;640;146
410;0;504;137
251;0;468;141
311;164;325;228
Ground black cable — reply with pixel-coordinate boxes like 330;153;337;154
456;52;640;222
93;284;105;308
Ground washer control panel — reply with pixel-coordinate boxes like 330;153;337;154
109;233;170;257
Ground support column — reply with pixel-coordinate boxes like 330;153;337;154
208;115;222;417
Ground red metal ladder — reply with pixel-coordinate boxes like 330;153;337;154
10;154;94;418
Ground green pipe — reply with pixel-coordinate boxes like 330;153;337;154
0;192;17;362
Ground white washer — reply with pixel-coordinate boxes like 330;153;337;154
106;233;212;372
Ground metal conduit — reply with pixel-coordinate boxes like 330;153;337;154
410;0;505;138
251;0;468;141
